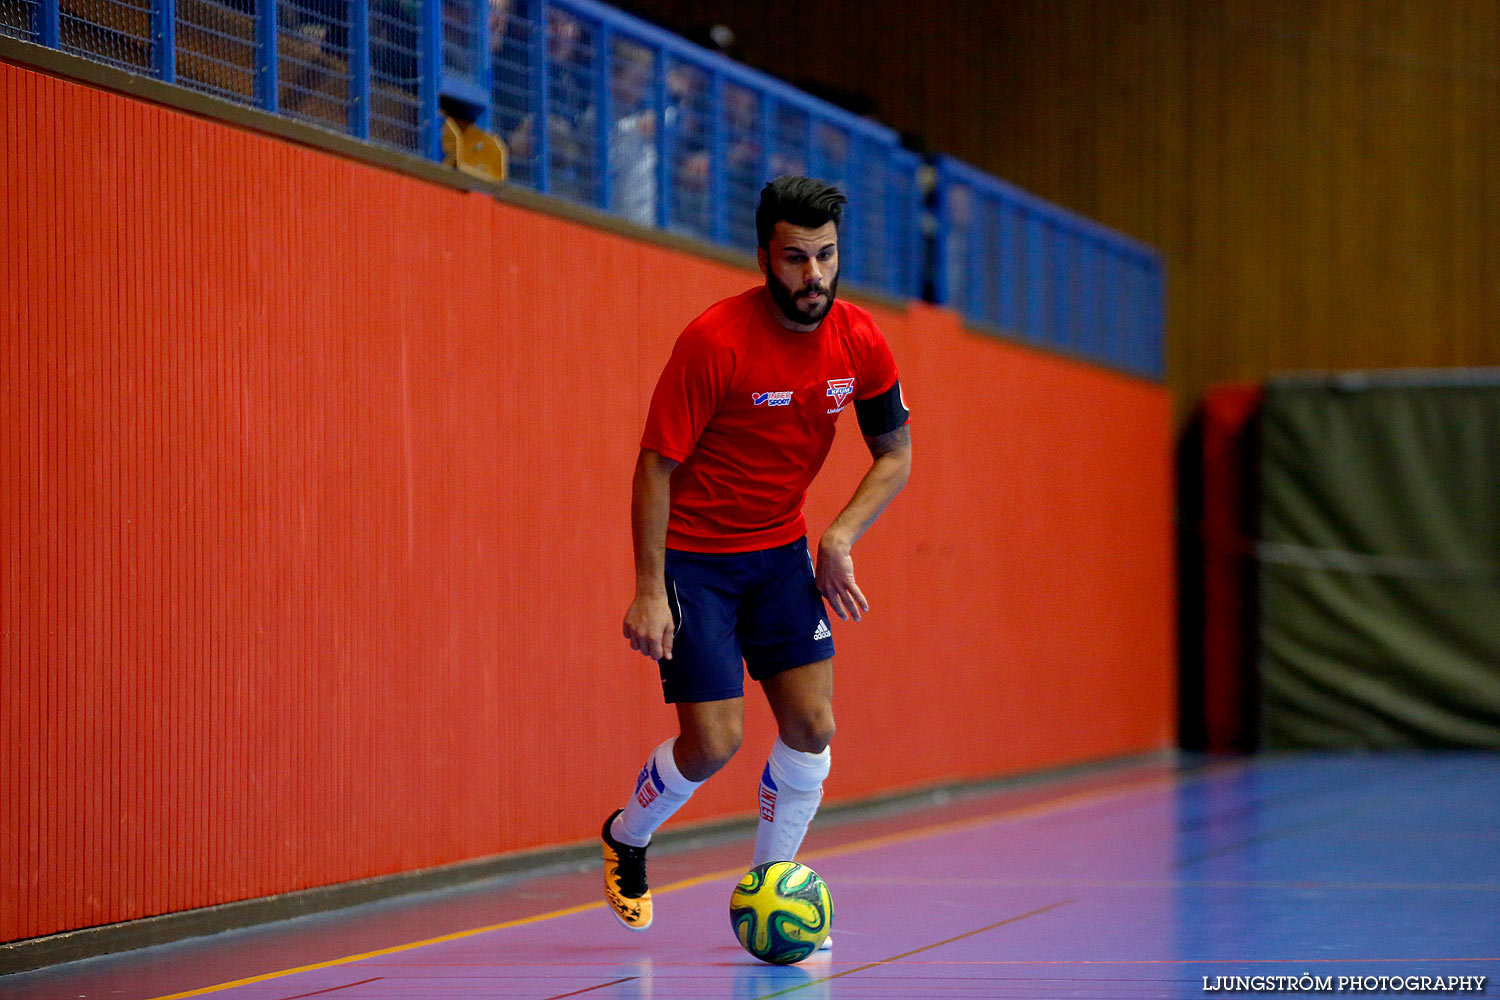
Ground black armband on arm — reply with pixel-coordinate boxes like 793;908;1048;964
853;380;910;437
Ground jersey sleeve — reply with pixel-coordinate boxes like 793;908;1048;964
854;316;900;399
640;324;731;463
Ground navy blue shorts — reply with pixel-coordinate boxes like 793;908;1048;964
660;537;835;704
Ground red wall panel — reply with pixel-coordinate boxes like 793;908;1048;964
1;60;1174;943
1196;384;1263;752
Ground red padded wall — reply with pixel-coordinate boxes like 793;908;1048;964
1;60;1174;943
1196;384;1263;752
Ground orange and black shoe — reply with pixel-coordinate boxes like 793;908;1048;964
601;810;652;931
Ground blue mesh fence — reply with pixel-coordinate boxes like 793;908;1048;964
175;0;258;105
934;155;1165;379
848;134;887;292
368;0;418;150
439;0;474;79
811;117;852;271
489;0;537;182
811;118;849;193
276;0;350;131
2;0;40;41
57;0;156;72
722;79;764;248
942;179;973;319
769;100;809;179
606;33;656;226
886;149;925;302
664;53;710;238
481;0;920;300
997;198;1025;331
543;5;599;204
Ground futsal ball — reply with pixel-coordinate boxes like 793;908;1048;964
729;861;833;964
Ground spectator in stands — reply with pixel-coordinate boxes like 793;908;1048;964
492;1;594;202
666;62;711;235
609;48;712;233
540;6;594;202
609;40;658;226
724;83;760;166
723;83;765;243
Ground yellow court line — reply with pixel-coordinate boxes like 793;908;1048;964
146;767;1184;1000
145;900;609;1000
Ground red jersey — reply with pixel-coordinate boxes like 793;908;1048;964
641;287;901;553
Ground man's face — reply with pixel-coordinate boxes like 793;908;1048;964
759;221;840;330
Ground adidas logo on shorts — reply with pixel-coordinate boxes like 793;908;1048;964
813;620;832;641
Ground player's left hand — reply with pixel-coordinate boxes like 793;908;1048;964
816;536;868;622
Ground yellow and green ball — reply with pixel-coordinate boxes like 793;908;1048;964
729;861;833;964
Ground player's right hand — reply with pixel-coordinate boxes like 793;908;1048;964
623;593;675;661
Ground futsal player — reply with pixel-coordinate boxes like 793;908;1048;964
602;176;913;935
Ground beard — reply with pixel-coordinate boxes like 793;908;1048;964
766;268;840;327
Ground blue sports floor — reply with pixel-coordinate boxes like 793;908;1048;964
3;753;1497;999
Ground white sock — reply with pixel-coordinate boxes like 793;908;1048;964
612;738;703;848
752;738;831;867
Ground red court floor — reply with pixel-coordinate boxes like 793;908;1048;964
3;753;1497;999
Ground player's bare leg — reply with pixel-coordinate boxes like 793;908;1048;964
762;659;834;753
673;697;747;781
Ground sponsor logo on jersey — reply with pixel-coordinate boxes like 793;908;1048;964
825;378;856;408
753;391;794;407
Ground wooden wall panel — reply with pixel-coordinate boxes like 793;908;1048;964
616;0;1500;412
3;60;1172;943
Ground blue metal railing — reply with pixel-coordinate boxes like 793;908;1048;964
0;0;37;41
7;0;1165;378
488;0;915;299
933;156;1165;379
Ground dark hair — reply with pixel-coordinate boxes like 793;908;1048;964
755;175;846;249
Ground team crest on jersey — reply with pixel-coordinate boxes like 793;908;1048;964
753;391;794;407
826;378;856;409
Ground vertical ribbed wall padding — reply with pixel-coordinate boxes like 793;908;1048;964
1;60;1174;944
